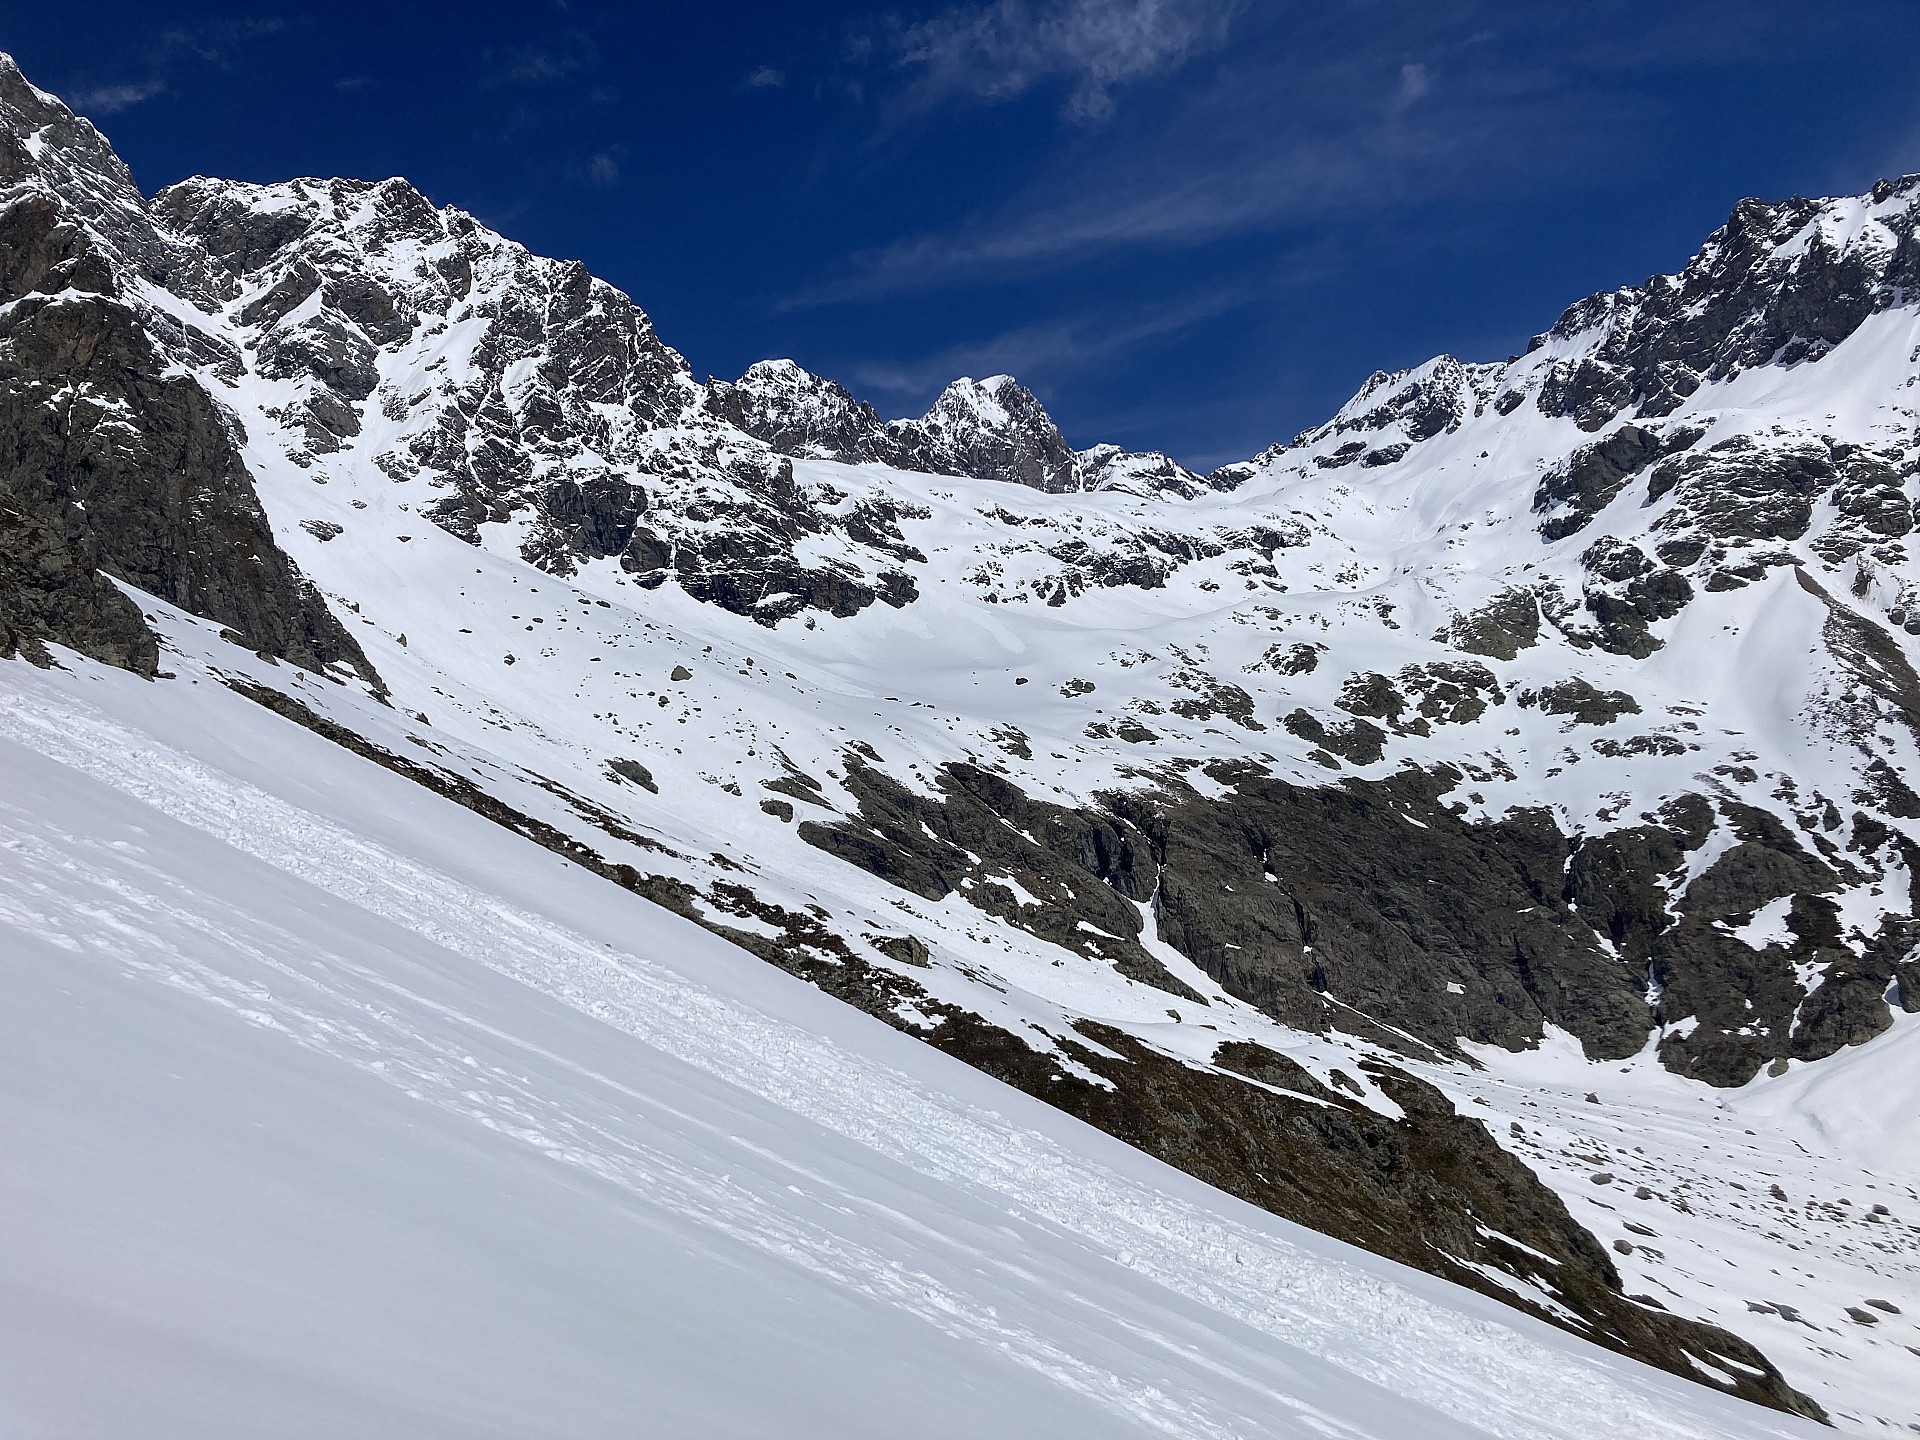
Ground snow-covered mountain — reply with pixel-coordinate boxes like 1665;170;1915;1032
3;49;1916;1432
707;358;1209;495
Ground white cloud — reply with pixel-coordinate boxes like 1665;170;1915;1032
884;0;1240;123
69;78;167;114
783;120;1432;308
586;152;620;187
63;18;292;117
743;65;786;89
1394;62;1431;110
789;18;1620;309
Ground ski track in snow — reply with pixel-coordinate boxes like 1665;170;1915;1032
0;664;1821;1440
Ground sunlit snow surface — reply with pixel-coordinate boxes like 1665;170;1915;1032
7;144;1920;1431
0;656;1831;1440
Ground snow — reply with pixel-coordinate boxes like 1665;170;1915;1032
0;656;1828;1440
1444;1028;1920;1431
1724;896;1797;951
8;68;1920;1430
194;261;1920;1420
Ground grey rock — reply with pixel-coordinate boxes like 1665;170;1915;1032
1533;423;1673;541
0;59;373;685
1533;179;1920;430
1447;588;1542;660
0;499;156;674
0;273;371;682
1566;537;1693;658
607;758;657;792
1517;678;1642;725
714;357;1201;497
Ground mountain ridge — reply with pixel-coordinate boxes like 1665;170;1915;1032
5;47;1919;1427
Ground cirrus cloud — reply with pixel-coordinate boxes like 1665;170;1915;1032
876;0;1242;123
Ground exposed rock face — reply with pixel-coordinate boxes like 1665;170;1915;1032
802;758;1870;1075
714;359;1204;494
149;178;929;625
1445;587;1542;660
0;499;155;673
705;358;903;464
1074;442;1208;497
1518;678;1643;726
1534;179;1920;430
0;55;371;682
1533;423;1683;541
804;729;1920;1098
1290;355;1499;464
800;758;1200;1000
0;287;369;675
1124;770;1655;1059
900;374;1082;491
1562;537;1693;658
0;56;216;305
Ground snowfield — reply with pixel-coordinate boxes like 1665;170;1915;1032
0;655;1828;1440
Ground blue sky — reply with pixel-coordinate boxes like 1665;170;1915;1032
7;1;1919;468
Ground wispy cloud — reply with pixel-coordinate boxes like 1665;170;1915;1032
874;0;1240;123
68;78;167;114
788;23;1611;309
741;65;786;90
484;30;598;87
63;18;289;116
844;284;1255;404
1392;61;1431;111
786;122;1445;306
586;151;620;187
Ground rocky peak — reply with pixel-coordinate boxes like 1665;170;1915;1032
149;176;929;626
1242;177;1920;486
1265;354;1503;474
0;52;132;203
1316;355;1497;447
714;358;1199;495
705;358;902;464
1075;443;1208;497
154;175;464;299
893;374;1081;492
0;52;215;306
711;360;1082;489
0;51;373;683
1529;177;1920;430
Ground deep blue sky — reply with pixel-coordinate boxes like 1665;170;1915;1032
6;2;1918;467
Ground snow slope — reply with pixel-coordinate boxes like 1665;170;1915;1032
4;46;1920;1432
0;655;1826;1440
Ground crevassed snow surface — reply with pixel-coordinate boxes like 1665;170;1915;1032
0;657;1823;1440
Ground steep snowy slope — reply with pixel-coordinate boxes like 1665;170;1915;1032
0;654;1826;1440
3;47;1918;1430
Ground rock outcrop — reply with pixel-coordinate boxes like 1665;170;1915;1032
0;55;373;682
